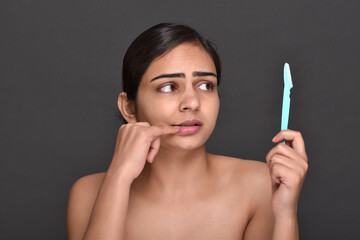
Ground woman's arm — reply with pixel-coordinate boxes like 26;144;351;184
66;123;179;240
66;170;132;240
272;213;299;240
81;169;132;240
243;129;308;240
267;130;308;240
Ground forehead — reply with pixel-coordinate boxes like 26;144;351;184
141;42;216;83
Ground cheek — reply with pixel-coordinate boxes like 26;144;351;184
138;99;177;123
206;97;220;115
199;97;219;126
208;99;220;127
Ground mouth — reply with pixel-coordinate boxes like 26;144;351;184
172;119;203;127
171;119;203;135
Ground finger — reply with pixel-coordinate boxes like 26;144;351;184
133;122;151;126
272;129;307;160
147;137;161;163
146;125;180;140
266;143;302;165
134;122;179;135
267;154;296;170
270;163;292;187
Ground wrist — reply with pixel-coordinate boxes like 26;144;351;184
105;166;134;186
274;208;298;223
273;213;299;240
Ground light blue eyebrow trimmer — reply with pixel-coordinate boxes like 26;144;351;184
281;63;293;144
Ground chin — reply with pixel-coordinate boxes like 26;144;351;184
162;135;208;151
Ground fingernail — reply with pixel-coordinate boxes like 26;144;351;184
272;136;278;142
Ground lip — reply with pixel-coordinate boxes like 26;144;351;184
173;125;202;135
172;119;203;136
172;119;203;127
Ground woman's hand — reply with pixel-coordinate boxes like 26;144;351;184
265;129;308;220
108;122;179;181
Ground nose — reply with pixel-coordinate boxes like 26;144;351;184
179;87;200;112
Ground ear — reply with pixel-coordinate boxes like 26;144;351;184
117;92;137;123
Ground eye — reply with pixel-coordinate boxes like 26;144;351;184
199;82;214;91
159;83;177;93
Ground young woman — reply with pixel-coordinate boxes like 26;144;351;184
66;23;308;240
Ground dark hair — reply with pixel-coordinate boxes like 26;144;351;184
117;23;222;123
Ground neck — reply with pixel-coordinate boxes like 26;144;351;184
134;145;210;199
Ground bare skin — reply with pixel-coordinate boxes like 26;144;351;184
66;42;308;239
67;154;274;240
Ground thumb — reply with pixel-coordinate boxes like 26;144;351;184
147;137;161;163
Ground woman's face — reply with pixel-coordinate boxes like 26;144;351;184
135;42;220;150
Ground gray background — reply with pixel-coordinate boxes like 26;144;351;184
1;0;359;239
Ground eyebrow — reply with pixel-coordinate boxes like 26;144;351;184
150;71;217;82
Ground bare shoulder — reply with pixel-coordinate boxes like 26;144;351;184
66;172;106;240
209;153;273;223
208;153;270;182
68;172;107;204
208;153;272;201
72;172;106;191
